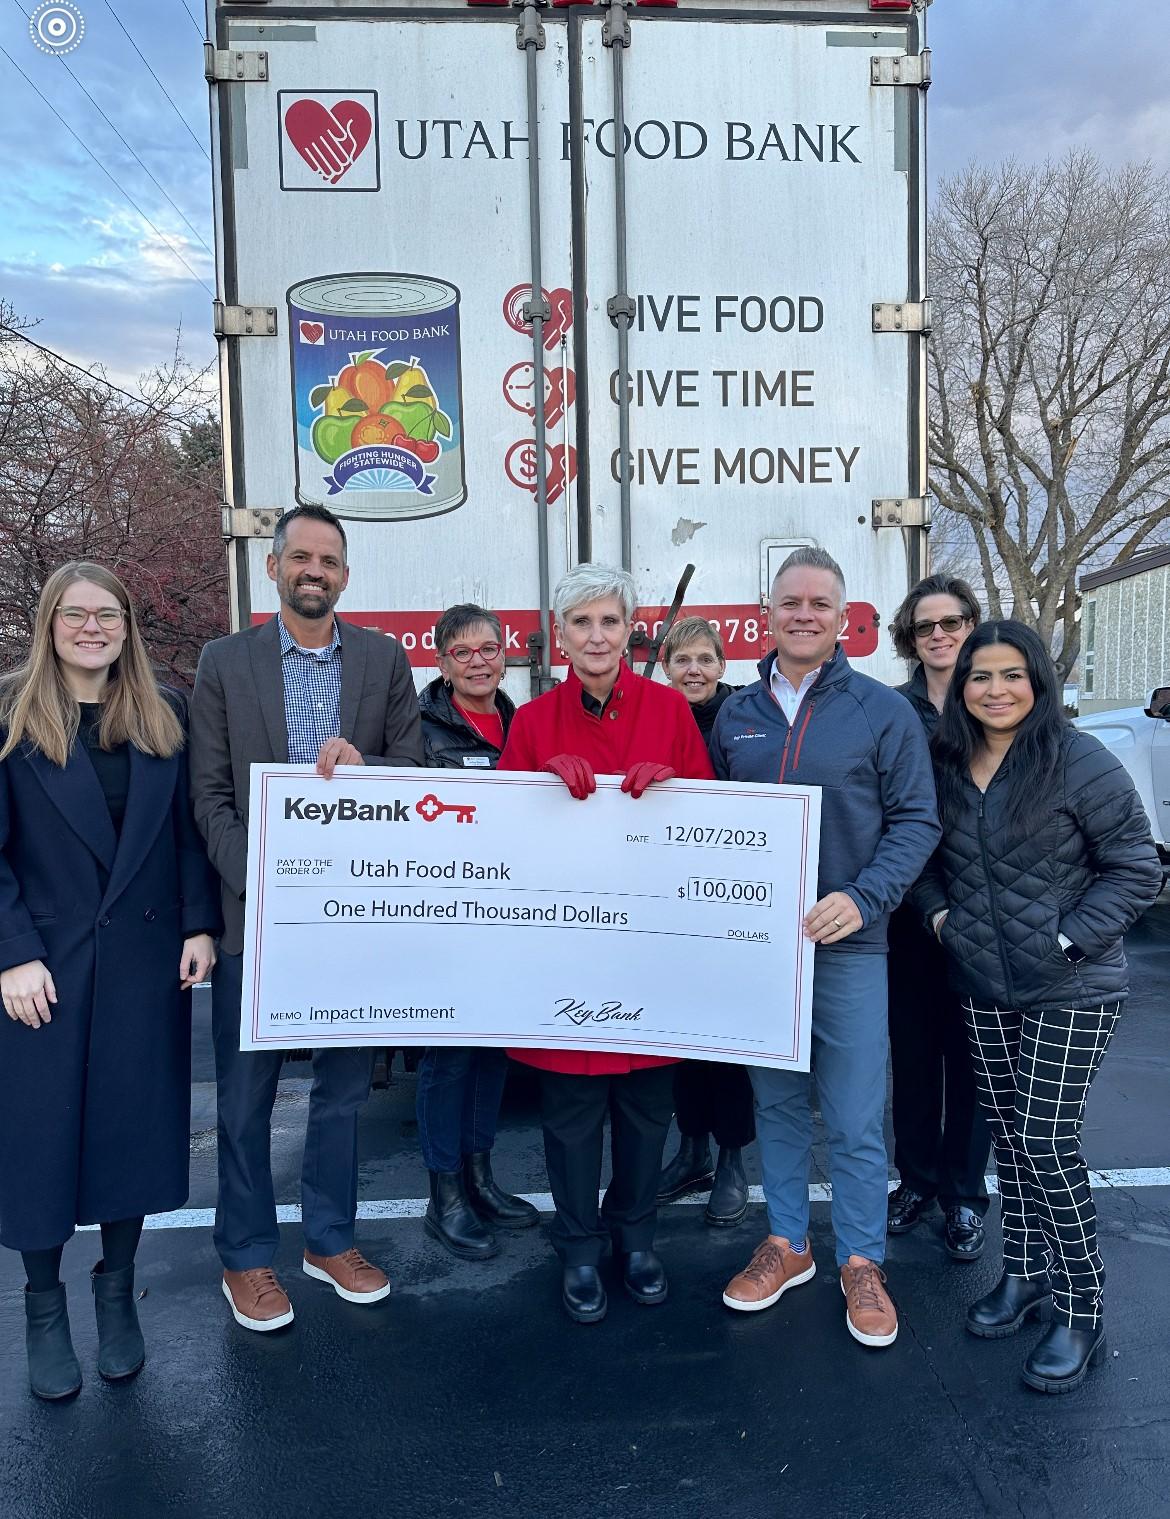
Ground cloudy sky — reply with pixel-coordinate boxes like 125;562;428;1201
1;0;1166;391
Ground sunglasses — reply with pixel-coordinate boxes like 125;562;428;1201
912;615;970;639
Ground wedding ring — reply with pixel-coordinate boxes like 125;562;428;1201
832;917;842;928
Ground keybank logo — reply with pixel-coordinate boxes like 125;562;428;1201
284;797;410;824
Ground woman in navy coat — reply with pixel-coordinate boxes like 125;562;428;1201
0;563;220;1401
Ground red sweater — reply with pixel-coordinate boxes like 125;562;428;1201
499;663;715;1075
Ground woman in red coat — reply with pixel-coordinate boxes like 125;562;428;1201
499;563;714;1324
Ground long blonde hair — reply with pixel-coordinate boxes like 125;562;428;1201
0;563;184;766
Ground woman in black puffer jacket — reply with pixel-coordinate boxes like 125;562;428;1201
916;621;1161;1395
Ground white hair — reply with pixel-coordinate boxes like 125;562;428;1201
552;563;636;626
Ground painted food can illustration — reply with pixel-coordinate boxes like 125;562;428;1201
288;272;466;521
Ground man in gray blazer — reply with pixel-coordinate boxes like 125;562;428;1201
190;503;424;1332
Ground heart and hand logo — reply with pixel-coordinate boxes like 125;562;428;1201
283;97;376;187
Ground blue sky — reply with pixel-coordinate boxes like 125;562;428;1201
0;1;1166;390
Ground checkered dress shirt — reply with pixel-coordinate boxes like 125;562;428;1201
279;616;342;764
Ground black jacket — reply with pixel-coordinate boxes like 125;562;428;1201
895;664;940;738
418;677;516;769
914;728;1161;1009
689;682;736;741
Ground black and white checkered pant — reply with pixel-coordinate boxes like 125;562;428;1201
964;1000;1121;1330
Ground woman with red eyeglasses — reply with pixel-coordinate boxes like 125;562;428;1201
415;605;538;1261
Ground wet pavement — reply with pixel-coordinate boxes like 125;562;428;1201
2;907;1168;1519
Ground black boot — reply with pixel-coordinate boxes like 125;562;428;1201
944;1205;986;1262
424;1170;498;1260
1022;1321;1107;1394
657;1135;714;1203
464;1152;539;1230
886;1183;936;1234
91;1261;145;1382
24;1284;82;1401
621;1250;668;1306
966;1272;1050;1339
561;1266;607;1324
705;1146;749;1227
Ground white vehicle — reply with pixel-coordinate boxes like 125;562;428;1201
207;0;930;698
1076;688;1170;865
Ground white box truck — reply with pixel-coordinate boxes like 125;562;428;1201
207;0;930;698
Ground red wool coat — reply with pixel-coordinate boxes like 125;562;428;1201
499;663;715;1075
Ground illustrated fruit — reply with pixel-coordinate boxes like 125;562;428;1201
352;412;406;447
353;362;391;411
412;438;440;464
322;386;353;417
311;414;360;465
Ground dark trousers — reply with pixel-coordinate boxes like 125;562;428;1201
211;951;375;1270
888;907;990;1212
965;1000;1120;1330
673;1059;755;1148
539;1065;675;1267
416;1047;510;1173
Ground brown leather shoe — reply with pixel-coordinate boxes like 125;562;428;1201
221;1268;294;1332
840;1257;898;1347
302;1248;391;1304
722;1236;816;1312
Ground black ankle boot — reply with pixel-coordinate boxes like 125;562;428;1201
621;1250;668;1306
425;1170;498;1260
705;1147;749;1227
965;1272;1050;1339
1022;1321;1107;1393
91;1261;145;1382
464;1152;539;1230
656;1135;714;1203
25;1284;82;1401
561;1265;607;1324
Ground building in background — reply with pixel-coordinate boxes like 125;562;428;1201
1079;549;1170;714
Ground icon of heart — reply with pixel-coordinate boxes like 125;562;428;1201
300;322;324;344
285;98;373;185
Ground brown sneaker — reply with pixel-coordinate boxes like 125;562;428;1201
302;1248;391;1304
840;1257;898;1347
722;1236;816;1312
221;1268;294;1332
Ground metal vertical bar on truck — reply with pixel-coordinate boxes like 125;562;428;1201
604;0;634;572
515;0;555;693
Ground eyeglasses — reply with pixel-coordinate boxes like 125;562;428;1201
912;615;970;639
444;641;503;664
57;606;126;630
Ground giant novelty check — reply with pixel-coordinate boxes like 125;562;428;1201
240;767;820;1070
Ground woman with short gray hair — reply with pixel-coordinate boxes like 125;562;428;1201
499;565;714;1324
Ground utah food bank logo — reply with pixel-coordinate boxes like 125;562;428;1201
279;92;380;191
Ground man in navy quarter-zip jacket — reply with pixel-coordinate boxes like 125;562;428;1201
712;547;939;1350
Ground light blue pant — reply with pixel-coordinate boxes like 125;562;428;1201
750;949;889;1266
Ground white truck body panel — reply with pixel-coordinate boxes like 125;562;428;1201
1075;705;1170;856
210;1;928;699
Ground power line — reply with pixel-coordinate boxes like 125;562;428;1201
10;0;213;259
1;323;216;426
0;42;213;294
179;0;207;41
100;0;211;162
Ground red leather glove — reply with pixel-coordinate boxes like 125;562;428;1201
621;761;676;799
541;754;596;800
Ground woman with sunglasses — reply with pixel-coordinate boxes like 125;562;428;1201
918;621;1160;1392
885;576;991;1263
0;563;219;1400
415;604;538;1259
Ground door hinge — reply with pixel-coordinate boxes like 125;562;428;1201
871;49;931;88
603;1;631;48
204;45;269;83
221;507;285;541
872;300;931;334
213;302;278;338
872;497;932;530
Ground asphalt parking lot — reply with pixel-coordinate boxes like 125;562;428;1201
1;906;1168;1519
